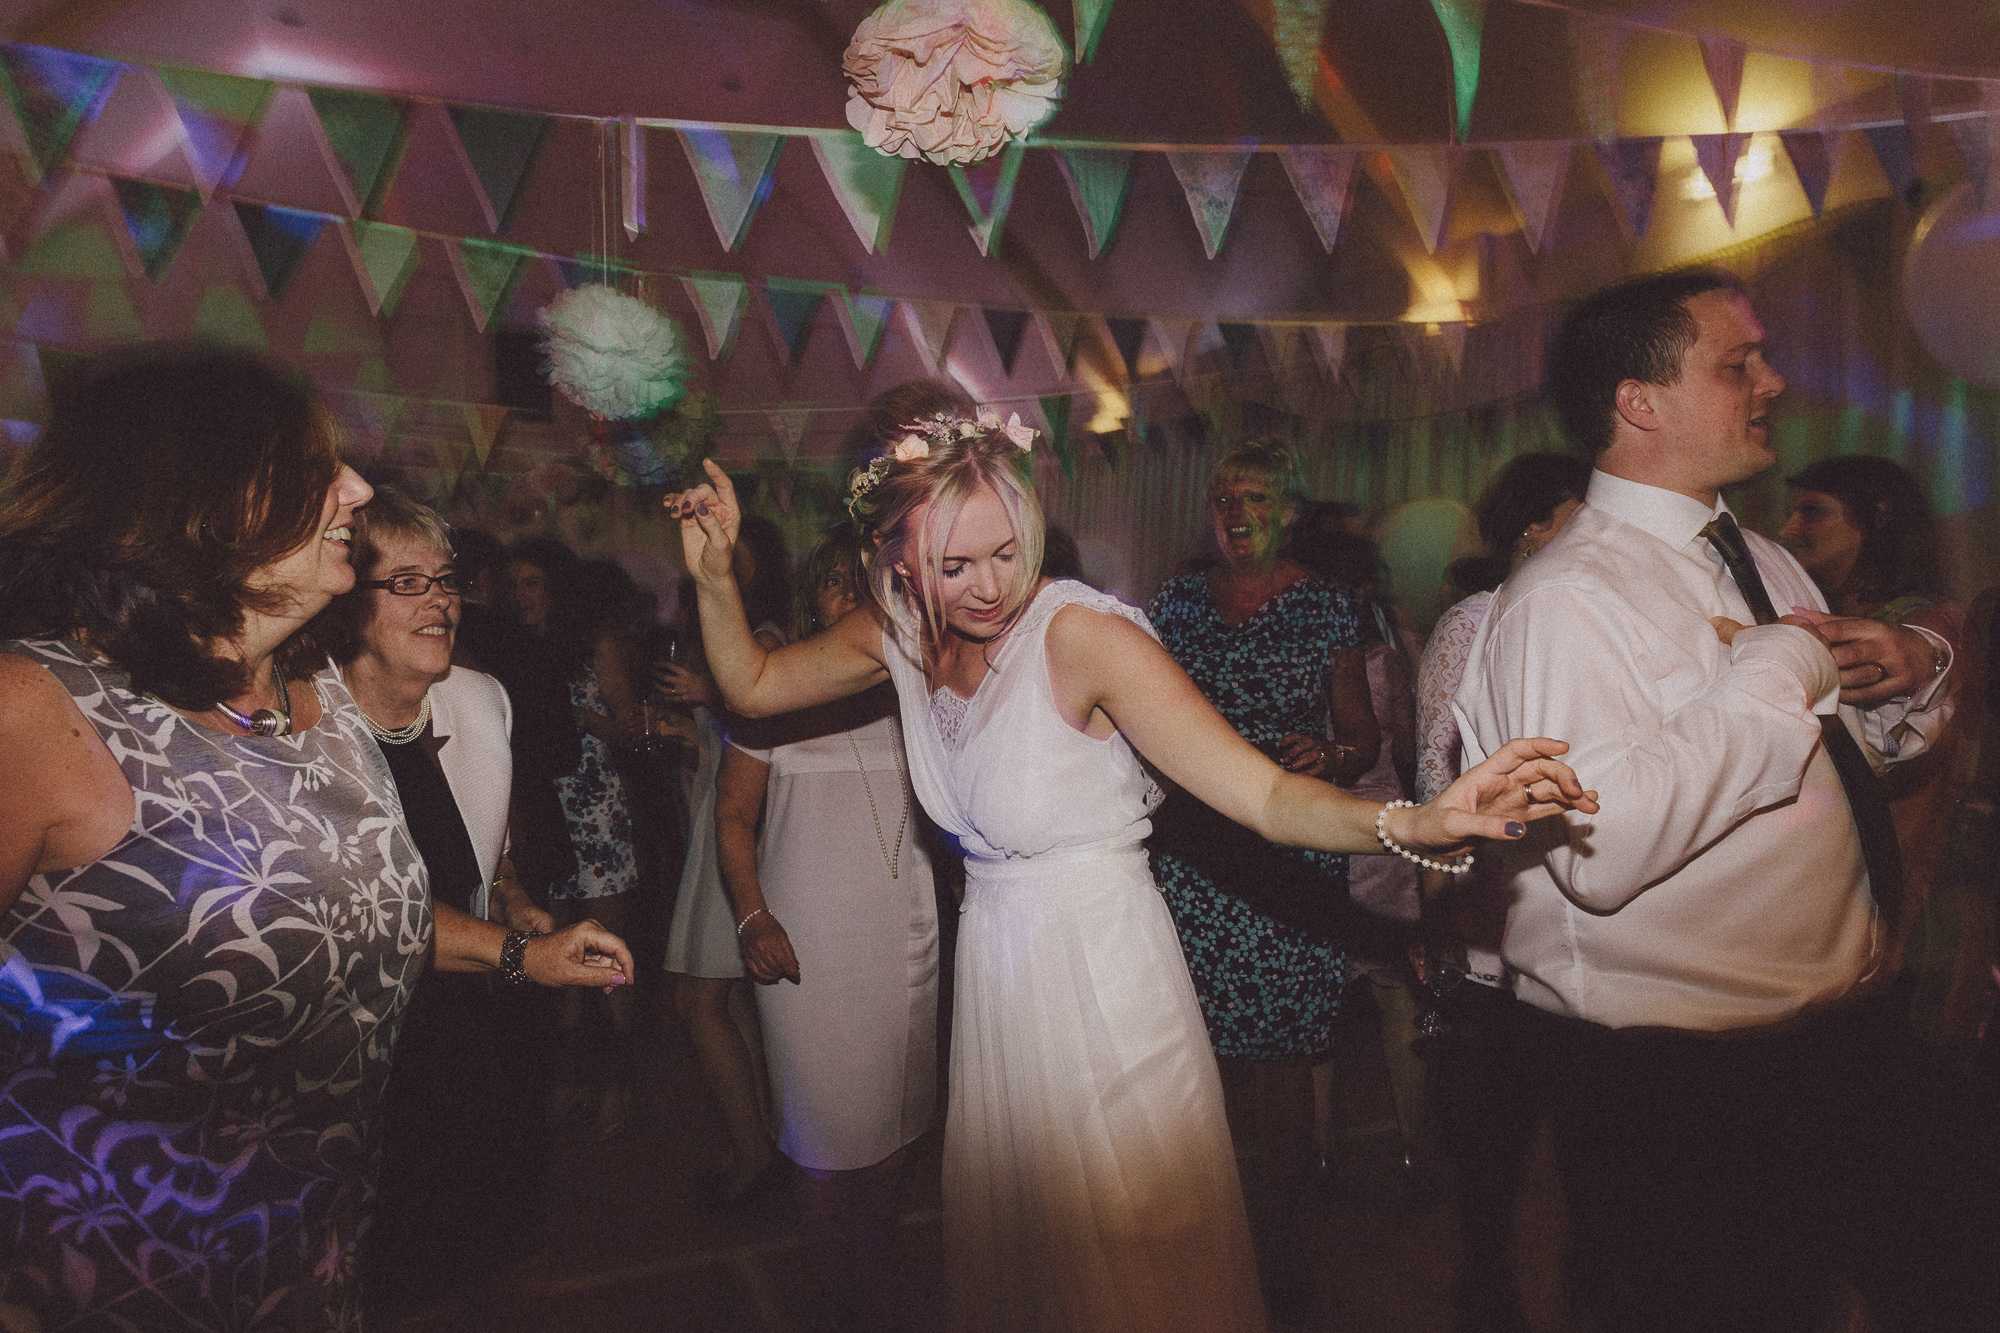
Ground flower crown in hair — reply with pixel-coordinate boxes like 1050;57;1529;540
845;407;1036;523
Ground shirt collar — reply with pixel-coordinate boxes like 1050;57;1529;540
1585;469;1731;551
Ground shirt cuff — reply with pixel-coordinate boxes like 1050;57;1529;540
1729;622;1840;715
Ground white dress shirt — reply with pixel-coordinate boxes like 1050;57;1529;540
1453;470;1949;1031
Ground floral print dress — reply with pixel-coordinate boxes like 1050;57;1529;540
552;661;639;900
0;639;429;1333
1147;575;1361;1060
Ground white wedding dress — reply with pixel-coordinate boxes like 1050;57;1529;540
883;580;1265;1333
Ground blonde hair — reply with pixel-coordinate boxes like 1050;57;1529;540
848;424;1043;672
1211;438;1308;512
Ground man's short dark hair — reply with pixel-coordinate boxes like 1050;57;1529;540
1546;269;1745;456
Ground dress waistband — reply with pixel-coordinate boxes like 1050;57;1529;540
962;842;1152;891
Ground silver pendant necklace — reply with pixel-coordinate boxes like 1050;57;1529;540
215;659;293;737
847;726;910;879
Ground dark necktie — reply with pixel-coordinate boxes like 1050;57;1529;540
1700;512;1903;924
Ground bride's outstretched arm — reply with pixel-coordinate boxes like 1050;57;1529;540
668;460;889;718
1045;605;1598;856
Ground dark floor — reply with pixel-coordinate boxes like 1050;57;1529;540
387;979;1580;1333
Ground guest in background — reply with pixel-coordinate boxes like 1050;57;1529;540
715;525;938;1331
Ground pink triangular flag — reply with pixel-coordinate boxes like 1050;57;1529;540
1492;141;1571;253
1165;148;1257;259
1698;34;1747;132
1691;132;1753;225
900;300;956;375
65;65;204;191
1278;146;1360;252
1809;62;1854;126
1147;318;1194;381
231;85;361;217
1384;146;1465;253
1570;13;1625;142
1308;324;1346;377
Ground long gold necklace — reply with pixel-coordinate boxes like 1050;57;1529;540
847;724;910;879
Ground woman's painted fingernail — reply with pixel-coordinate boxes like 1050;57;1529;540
697;504;709;517
1504;821;1526;838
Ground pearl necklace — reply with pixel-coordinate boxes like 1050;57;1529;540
359;691;433;745
847;727;910;879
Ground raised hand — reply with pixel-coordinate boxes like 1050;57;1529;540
664;458;741;583
1393;737;1598;854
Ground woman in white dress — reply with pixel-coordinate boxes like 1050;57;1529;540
716;524;936;1331
667;413;1597;1333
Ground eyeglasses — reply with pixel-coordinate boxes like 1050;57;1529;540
361;572;467;597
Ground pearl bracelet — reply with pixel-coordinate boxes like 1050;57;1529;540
1375;799;1474;875
736;907;770;937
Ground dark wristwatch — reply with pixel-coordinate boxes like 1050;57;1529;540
498;929;544;986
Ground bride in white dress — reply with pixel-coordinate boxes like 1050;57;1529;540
668;415;1596;1333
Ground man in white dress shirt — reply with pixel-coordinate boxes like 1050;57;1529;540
1455;270;1981;1332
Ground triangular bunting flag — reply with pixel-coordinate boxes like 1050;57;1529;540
233;202;325;302
1038;394;1076;476
192;283;268;350
770;406;811;463
110;177;202;280
1271;0;1331;111
812;132;907;254
1384;146;1465;253
1864;124;1919;205
1148;318;1193;380
1309;323;1347;377
1570;14;1625;142
1809;62;1853;125
1218;322;1258;371
306;87;405;213
984;307;1030;375
461;403;509;467
66;67;204;191
681;271;748;361
1428;0;1486;143
1691;132;1752;225
302;312;383;356
621;119;645;240
19;213;127;280
447;106;548;231
1280;146;1360;252
1492;140;1570;253
344;220;420;317
1054;147;1136;259
0;44;119;180
1946;112;1995;208
1698;35;1747;131
454;237;535;332
157;65;271;193
764;277;828;363
1778;129;1836;219
901;299;957;375
678;129;785;253
835;290;892;368
947;142;1025;257
1166;148;1256;259
86;283;145;342
1257;324;1303;378
1105;316;1146;376
1593;137;1663;238
1035;310;1084;376
1074;0;1114;65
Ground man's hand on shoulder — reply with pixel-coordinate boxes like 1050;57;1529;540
1785;608;1944;707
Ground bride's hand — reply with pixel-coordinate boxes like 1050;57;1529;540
1388;738;1598;854
664;458;740;584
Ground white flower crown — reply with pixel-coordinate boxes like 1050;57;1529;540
845;407;1036;522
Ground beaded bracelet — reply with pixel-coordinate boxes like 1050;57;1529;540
736;907;771;938
1375;799;1475;875
498;929;545;986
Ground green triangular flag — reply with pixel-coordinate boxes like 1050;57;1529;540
233;202;325;301
1074;0;1113;64
110;178;203;281
947;142;1026;257
455;236;534;332
193;284;268;350
346;221;419;317
303;312;382;356
763;277;827;363
447;106;548;230
0;44;119;180
1055;148;1135;259
678;128;785;252
157;65;272;190
841;291;896;369
1166;149;1255;259
19;217;128;280
85;283;144;342
1038;394;1075;477
354;358;397;396
811;132;906;254
681;271;748;360
1428;0;1486;143
1270;0;1330;111
307;87;405;213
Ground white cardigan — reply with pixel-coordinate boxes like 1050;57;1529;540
427;666;514;920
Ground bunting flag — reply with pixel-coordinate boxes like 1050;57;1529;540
428;431;466;494
18;204;128;281
1692;132;1752;225
1038;393;1075;476
67;68;204;191
1104;315;1146;376
461;402;509;466
193;282;268;350
1257;323;1304;378
770;406;811;463
1384;146;1465;253
1270;0;1331;111
306;87;405;215
678;129;785;253
838;290;896;368
1218;321;1258;371
1428;0;1486;143
302;311;383;355
232;86;360;218
1492;140;1570;253
343;220;420;317
109;178;202;279
1864;123;1918;204
447;106;548;231
812;132;906;254
984;307;1030;374
233;202;325;301
1147;318;1193;380
1054;147;1135;259
86;283;144;342
764;276;828;363
1809;61;1853;125
454;237;535;331
1778;128;1836;218
1279;146;1360;252
1593;136;1663;238
1946;110;1994;208
621;119;645;240
1569;13;1625;142
681;271;748;360
1035;310;1084;375
901;299;957;375
1308;323;1346;377
0;44;119;180
947;142;1025;257
1166;148;1255;259
1698;35;1747;132
1074;0;1114;65
158;65;272;193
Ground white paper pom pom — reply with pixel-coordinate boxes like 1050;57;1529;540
538;284;691;420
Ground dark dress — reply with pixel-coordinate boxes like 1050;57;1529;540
0;639;428;1332
1146;575;1361;1060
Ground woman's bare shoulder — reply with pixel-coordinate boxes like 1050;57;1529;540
0;652;135;896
